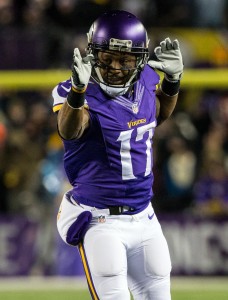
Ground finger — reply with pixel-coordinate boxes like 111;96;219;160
72;66;80;85
73;55;80;68
73;48;82;61
154;46;162;56
73;65;79;74
165;37;173;50
173;39;180;50
160;40;166;52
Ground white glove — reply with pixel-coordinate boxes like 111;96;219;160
148;37;183;81
71;48;93;90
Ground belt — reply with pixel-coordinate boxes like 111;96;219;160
108;206;135;215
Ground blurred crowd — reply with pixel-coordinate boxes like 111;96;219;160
153;89;228;217
0;0;228;220
0;0;227;69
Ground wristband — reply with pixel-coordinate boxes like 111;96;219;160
161;77;180;96
67;88;85;109
72;85;86;93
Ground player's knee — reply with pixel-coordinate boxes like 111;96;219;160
154;263;172;277
144;242;172;277
146;257;172;277
93;260;124;276
149;259;172;277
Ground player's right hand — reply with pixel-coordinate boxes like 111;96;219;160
71;48;93;91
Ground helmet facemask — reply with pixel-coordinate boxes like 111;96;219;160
89;48;148;97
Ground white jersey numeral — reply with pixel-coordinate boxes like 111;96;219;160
117;129;135;180
117;121;156;180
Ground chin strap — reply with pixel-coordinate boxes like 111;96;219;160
99;83;130;97
94;66;138;97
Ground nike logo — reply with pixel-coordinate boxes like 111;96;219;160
148;213;154;220
61;85;71;92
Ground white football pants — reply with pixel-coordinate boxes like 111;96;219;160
78;202;172;300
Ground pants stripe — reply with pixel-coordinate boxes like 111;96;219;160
78;242;99;300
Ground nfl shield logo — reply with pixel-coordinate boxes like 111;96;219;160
98;215;106;223
132;104;138;114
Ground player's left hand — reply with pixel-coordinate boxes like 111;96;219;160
148;37;183;81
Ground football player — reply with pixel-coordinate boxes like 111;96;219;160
53;10;183;300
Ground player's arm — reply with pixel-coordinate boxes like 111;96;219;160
148;38;183;125
155;89;178;124
57;49;93;139
57;89;89;140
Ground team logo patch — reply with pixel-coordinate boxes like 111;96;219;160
98;215;106;223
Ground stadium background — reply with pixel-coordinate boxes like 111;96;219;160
0;0;228;298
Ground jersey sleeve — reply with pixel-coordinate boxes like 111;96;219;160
52;79;71;113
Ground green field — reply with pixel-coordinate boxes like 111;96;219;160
0;277;227;300
1;290;228;300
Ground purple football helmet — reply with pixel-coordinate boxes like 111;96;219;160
87;10;150;96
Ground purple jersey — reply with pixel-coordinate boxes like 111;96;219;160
52;65;160;213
